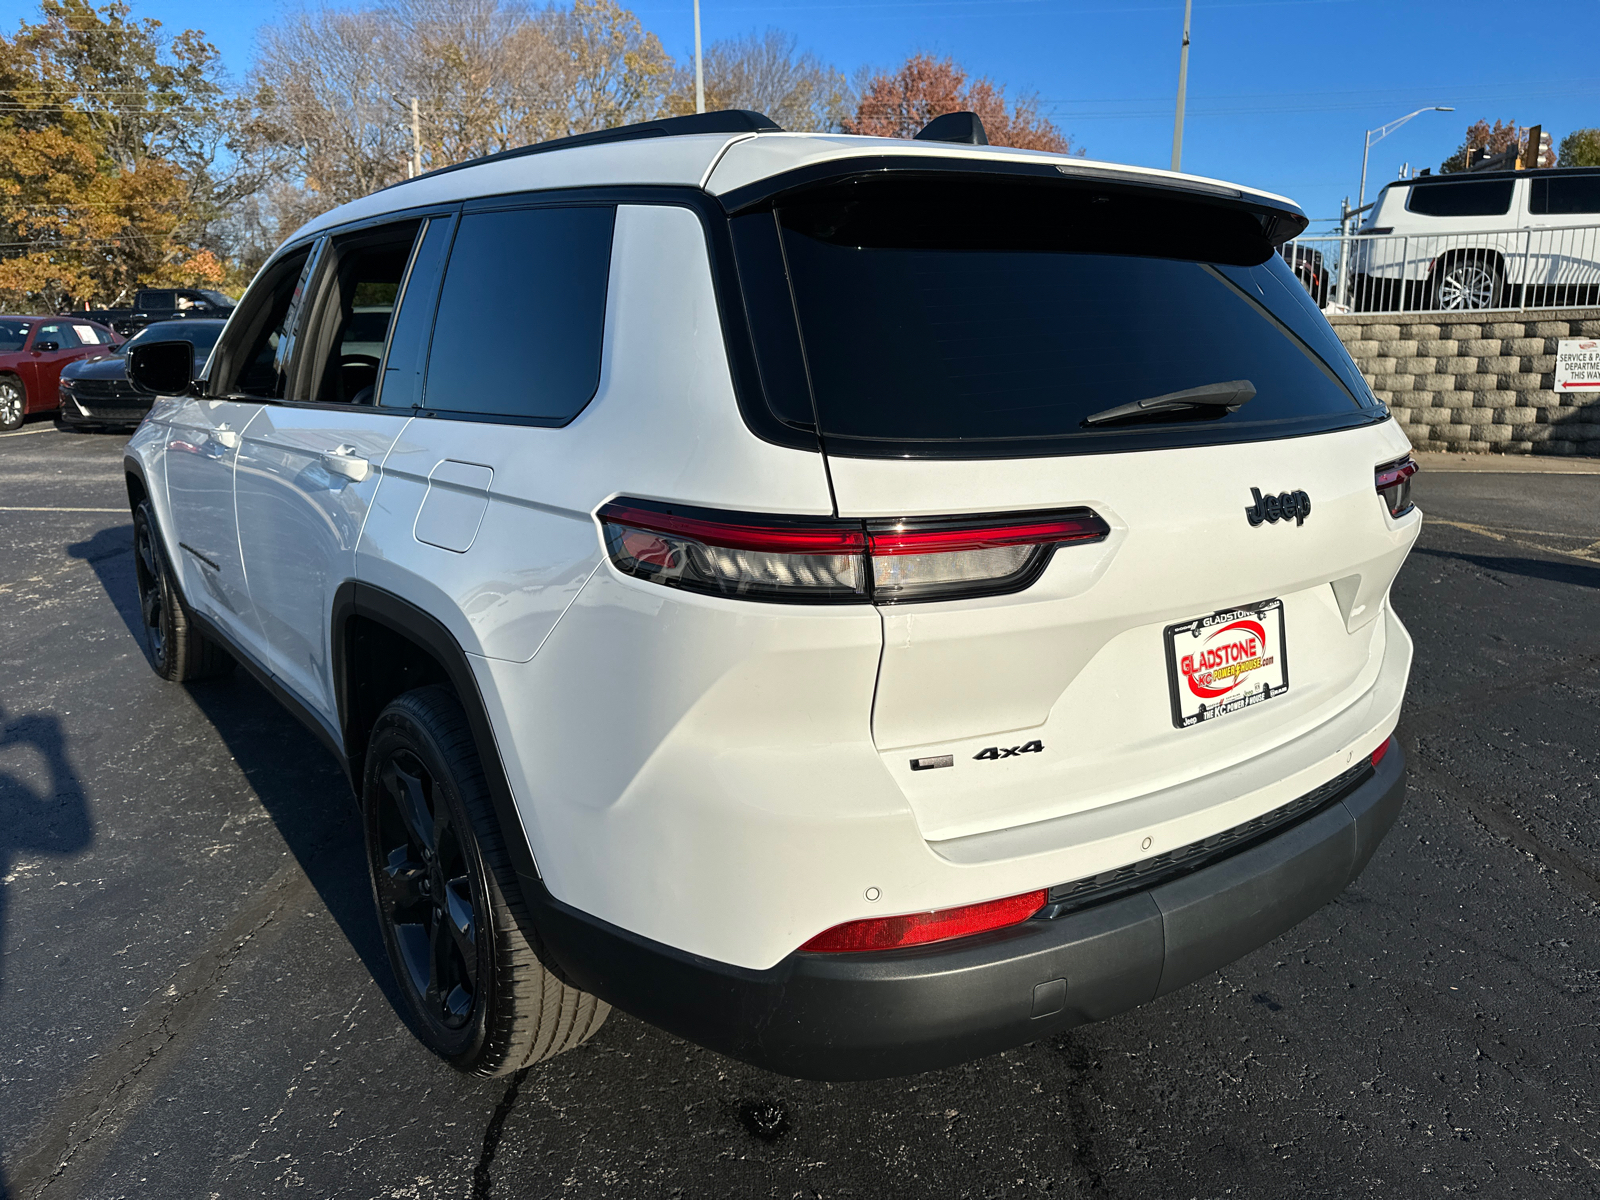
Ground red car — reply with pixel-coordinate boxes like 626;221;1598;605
0;315;123;431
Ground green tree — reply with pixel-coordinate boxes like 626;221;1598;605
1559;128;1600;168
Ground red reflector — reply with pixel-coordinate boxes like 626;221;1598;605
800;890;1048;954
1371;736;1393;766
868;514;1109;556
597;503;865;555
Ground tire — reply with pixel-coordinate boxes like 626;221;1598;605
1432;256;1503;311
132;500;236;681
0;375;25;431
363;685;609;1076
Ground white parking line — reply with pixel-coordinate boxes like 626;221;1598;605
0;425;61;438
0;506;125;513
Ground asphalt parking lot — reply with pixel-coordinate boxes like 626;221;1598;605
1;422;1598;1200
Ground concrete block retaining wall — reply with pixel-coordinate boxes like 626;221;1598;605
1328;308;1600;456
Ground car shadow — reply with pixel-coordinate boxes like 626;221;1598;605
0;703;94;1200
1410;544;1600;590
63;527;408;1022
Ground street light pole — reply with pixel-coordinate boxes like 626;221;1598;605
1360;106;1454;210
693;0;705;115
1170;0;1192;172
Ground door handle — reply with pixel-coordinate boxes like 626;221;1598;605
321;446;371;482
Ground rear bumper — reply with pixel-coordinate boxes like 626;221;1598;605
525;743;1407;1081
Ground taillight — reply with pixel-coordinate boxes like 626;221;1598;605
1375;455;1417;518
867;514;1109;603
597;500;1109;605
1371;735;1393;766
800;889;1048;953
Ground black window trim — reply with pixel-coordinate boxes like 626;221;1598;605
211;201;462;413
245;185;815;448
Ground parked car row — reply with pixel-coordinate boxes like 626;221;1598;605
0;315;228;432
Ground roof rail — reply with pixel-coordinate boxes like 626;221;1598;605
393;109;783;190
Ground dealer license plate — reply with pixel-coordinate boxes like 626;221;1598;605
1164;599;1289;729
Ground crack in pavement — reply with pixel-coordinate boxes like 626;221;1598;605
470;1068;529;1200
9;861;315;1200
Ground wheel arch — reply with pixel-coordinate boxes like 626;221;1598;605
124;457;150;513
331;582;543;892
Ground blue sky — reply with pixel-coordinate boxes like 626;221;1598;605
130;0;1597;230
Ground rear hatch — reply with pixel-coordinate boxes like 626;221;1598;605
732;165;1414;842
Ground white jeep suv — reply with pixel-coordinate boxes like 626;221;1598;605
123;110;1420;1081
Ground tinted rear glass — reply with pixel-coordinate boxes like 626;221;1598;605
1406;180;1514;217
423;206;613;422
761;177;1373;454
1529;174;1600;215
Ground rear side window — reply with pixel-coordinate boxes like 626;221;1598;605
422;206;613;423
748;176;1376;458
1529;174;1600;215
136;290;175;311
1406;180;1514;217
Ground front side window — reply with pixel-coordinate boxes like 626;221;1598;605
1406;180;1515;217
210;248;313;399
744;175;1374;458
33;323;83;349
1529;174;1600;215
297;221;420;405
422;205;614;422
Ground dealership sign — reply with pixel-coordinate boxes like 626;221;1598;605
1554;339;1600;392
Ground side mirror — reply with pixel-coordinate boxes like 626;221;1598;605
34;340;59;353
128;339;197;395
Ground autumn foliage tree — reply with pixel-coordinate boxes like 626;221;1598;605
843;54;1073;153
1438;119;1553;174
0;0;243;310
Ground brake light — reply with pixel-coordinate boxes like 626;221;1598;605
597;500;1109;605
1371;735;1393;766
800;889;1048;953
1375;455;1417;518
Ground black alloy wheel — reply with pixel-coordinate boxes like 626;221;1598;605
370;746;488;1041
361;686;609;1075
133;504;174;671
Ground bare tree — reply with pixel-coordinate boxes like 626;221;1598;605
242;0;673;243
662;30;850;132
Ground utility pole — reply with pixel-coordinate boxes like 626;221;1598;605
693;0;705;115
1171;0;1192;172
411;97;422;178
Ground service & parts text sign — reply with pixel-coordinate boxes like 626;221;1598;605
1554;339;1600;392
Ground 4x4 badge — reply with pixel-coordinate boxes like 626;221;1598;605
1245;487;1311;527
974;740;1044;761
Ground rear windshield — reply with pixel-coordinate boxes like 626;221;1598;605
742;176;1379;457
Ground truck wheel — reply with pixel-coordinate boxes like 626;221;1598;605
1433;256;1503;310
363;685;609;1076
132;501;235;681
0;375;25;431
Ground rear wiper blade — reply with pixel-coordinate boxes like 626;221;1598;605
1082;380;1256;427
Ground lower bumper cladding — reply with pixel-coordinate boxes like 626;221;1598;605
524;744;1407;1081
